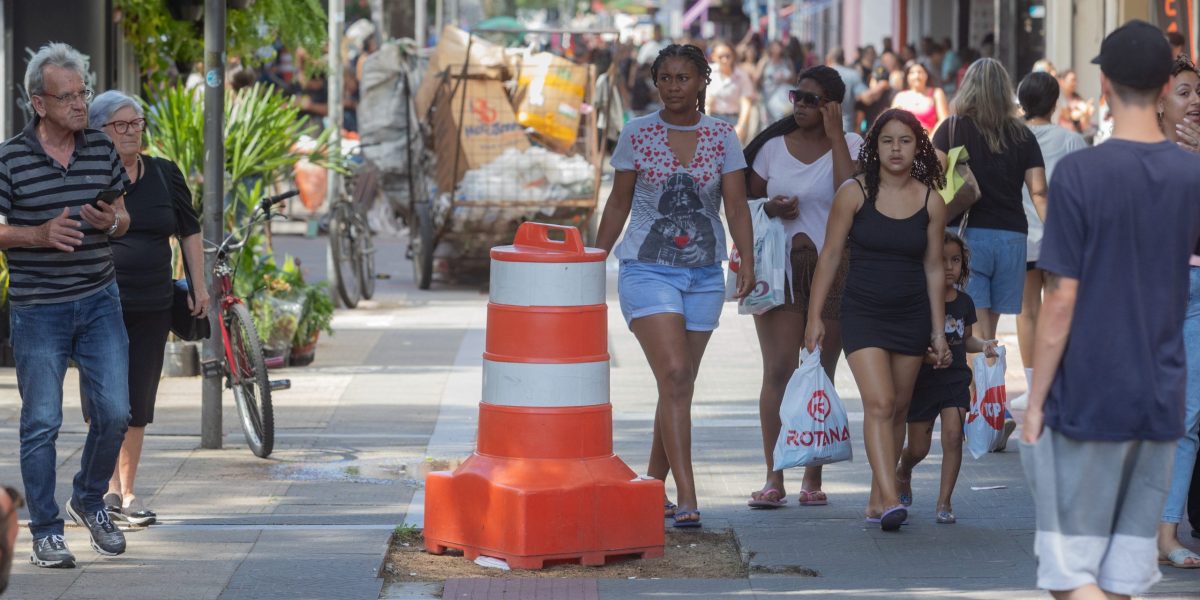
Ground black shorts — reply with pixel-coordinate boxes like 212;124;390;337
907;384;970;423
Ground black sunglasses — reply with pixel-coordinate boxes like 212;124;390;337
788;89;832;107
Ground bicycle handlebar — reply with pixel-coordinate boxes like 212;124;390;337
205;189;299;256
260;189;299;213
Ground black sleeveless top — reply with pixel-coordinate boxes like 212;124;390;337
839;178;932;356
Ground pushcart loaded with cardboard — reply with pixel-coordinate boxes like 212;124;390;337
405;26;618;289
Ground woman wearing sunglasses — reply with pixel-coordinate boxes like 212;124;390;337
806;108;951;531
742;66;862;510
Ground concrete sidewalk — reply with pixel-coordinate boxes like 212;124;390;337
1;234;1196;599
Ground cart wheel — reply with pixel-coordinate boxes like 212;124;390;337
411;202;434;290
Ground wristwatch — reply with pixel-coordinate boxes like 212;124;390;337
106;212;121;236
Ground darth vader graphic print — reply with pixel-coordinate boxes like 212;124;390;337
637;173;718;265
609;112;745;268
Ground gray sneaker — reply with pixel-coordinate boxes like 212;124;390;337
66;497;126;556
30;534;75;568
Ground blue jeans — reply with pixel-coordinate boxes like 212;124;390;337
13;282;130;538
617;260;725;331
1164;267;1200;524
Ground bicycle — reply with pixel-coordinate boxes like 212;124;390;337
328;145;380;308
201;189;298;459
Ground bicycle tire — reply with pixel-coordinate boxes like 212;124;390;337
329;203;361;308
357;216;376;300
225;302;274;458
411;202;434;290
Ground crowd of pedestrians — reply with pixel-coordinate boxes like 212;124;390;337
602;18;1200;599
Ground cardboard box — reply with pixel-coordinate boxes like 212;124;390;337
513;52;590;153
433;78;530;195
416;25;508;119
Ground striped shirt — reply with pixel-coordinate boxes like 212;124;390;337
0;117;128;305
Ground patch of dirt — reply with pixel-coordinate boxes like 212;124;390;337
750;564;820;577
384;528;748;582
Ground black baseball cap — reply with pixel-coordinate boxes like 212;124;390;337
1091;20;1172;89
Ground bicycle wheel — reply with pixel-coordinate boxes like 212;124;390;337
225;302;274;458
410;202;434;290
329;202;361;308
357;216;377;300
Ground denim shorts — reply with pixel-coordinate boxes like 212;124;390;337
617;260;725;331
960;227;1027;314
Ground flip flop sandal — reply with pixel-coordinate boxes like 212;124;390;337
672;510;702;528
898;492;913;507
663;502;677;518
879;506;908;531
748;487;787;509
1159;548;1200;568
797;490;827;506
865;514;909;526
935;511;956;524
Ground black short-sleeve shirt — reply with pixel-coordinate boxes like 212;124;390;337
109;156;201;312
932;116;1044;233
915;291;977;391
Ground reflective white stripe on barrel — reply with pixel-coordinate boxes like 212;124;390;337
490;260;606;307
482;360;609;407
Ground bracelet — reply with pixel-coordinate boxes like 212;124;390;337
931;333;946;341
106;212;121;236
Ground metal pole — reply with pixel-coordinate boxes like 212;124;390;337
435;0;444;39
201;0;226;449
327;0;344;218
416;0;427;47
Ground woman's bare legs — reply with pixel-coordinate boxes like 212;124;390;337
1016;268;1043;366
753;309;805;499
850;349;923;516
107;425;146;500
636;314;713;518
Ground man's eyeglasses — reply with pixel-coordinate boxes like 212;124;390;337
788;89;832;108
40;89;94;105
105;118;146;134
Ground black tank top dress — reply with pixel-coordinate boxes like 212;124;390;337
839;180;932;356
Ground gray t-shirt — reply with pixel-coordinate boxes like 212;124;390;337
1023;123;1087;261
611;112;746;267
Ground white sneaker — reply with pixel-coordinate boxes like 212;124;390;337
1009;368;1033;411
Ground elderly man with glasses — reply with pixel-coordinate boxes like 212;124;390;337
0;42;132;569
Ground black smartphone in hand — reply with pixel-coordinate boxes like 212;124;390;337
91;189;122;208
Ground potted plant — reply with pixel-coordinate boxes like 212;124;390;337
290;281;334;367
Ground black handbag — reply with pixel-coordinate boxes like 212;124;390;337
154;157;211;341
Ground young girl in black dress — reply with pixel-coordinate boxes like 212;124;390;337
805;109;951;531
896;232;997;524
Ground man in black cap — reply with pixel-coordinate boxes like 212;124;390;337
1021;20;1200;600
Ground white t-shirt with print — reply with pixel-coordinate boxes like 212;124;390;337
751;132;864;253
611;111;747;267
1023;123;1087;261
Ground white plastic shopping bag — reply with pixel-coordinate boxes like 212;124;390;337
965;345;1007;459
773;348;853;469
726;199;787;314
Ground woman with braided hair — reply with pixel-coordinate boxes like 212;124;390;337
805;108;951;531
596;43;756;528
743;66;862;510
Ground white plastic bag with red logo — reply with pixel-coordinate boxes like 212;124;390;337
772;348;853;469
725;199;787;314
965;345;1007;459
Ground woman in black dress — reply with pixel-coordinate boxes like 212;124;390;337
84;91;207;525
805;109;950;531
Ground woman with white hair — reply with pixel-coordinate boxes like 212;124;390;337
83;90;207;525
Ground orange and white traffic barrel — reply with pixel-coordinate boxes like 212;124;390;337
423;222;664;569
